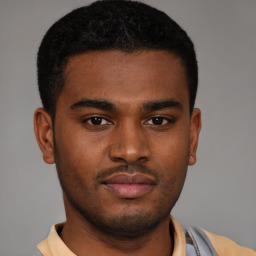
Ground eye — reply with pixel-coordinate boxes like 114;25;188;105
145;116;174;126
84;116;111;126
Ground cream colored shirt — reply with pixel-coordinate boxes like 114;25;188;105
37;217;255;256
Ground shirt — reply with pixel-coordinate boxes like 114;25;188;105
37;217;255;256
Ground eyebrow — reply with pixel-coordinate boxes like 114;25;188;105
143;99;183;111
70;99;115;111
70;98;182;112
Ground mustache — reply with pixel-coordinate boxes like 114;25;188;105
96;163;160;183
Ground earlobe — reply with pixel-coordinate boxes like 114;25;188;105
189;155;196;165
189;108;201;166
34;108;55;164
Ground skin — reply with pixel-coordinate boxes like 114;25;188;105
34;50;201;256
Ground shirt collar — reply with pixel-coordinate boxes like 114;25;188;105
38;216;186;256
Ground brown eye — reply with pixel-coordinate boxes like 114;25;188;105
146;117;170;125
85;117;111;125
151;117;164;125
90;117;103;125
145;116;175;126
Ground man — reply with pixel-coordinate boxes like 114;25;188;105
34;1;255;255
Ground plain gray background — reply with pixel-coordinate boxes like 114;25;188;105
0;0;255;255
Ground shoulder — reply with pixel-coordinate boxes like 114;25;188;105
203;229;256;256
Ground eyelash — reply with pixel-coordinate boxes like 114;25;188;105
82;116;112;126
145;116;175;126
82;116;175;127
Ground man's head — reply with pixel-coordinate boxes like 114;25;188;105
37;0;198;118
34;0;201;239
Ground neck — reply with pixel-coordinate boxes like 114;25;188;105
60;206;173;256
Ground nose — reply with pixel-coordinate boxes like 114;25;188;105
109;121;151;164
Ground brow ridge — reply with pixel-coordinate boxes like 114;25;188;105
70;98;115;111
70;98;182;112
143;99;182;111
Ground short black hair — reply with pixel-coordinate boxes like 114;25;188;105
37;0;198;117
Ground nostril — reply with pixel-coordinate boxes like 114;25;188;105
138;156;149;162
112;157;127;163
108;130;151;164
111;155;149;165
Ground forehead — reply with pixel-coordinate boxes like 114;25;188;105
59;50;189;110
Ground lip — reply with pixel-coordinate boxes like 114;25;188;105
102;173;156;198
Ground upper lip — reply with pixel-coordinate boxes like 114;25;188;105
102;173;156;185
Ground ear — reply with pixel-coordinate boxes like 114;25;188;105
34;108;55;164
188;108;201;166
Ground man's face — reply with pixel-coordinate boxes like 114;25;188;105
37;50;200;237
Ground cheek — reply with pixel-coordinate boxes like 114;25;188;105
54;127;92;178
151;127;190;165
150;127;190;187
53;124;113;190
55;123;98;161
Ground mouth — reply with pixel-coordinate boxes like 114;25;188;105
102;173;156;199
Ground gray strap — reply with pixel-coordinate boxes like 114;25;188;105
184;227;218;256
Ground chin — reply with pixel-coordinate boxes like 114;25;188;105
79;205;172;239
